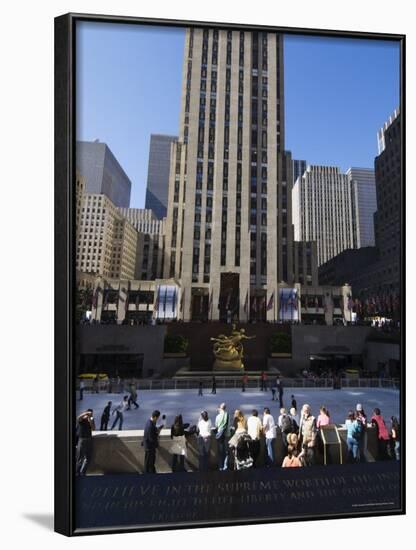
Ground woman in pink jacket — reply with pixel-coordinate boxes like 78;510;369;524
371;408;390;460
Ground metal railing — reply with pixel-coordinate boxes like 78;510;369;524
78;377;399;392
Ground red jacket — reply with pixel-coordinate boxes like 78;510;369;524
371;414;389;440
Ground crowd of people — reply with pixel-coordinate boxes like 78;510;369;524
76;397;400;475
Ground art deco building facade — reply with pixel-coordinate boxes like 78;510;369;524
373;111;401;297
292;165;355;266
164;28;294;321
293;241;318;287
118;207;167;280
76;193;137;280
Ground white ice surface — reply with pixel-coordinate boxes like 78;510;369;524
77;387;400;431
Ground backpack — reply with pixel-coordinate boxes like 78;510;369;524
352;420;363;440
281;415;293;434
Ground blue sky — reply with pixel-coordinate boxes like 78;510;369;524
76;23;400;208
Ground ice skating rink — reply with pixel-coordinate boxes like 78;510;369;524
77;386;400;430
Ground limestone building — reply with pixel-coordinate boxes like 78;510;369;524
164;28;295;321
373;111;401;298
118;208;167;280
76;193;137;280
293;241;318;287
292;165;355;266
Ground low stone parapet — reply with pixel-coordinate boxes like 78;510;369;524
85;425;379;475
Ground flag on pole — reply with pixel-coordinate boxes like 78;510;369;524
267;291;274;311
180;288;185;313
154;286;160;318
225;290;232;310
243;290;248;314
135;286;141;311
103;289;109;311
163;286;168;315
125;283;130;313
92;286;101;309
117;284;125;310
172;287;177;313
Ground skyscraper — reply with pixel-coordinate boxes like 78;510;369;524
164;28;293;321
76;193;137;279
118;207;166;280
76;141;132;207
373;110;401;298
145;134;178;219
347;167;377;248
292;159;307;185
292;165;355;266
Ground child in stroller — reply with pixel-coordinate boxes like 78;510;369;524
232;433;254;470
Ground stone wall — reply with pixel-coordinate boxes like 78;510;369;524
78;325;166;377
85;426;379;475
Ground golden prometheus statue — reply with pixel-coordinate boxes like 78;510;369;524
211;324;255;371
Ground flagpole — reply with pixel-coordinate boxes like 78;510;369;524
163;286;168;322
274;289;276;323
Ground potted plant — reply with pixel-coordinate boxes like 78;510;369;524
163;334;189;357
269;332;292;357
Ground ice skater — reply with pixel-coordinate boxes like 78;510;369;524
277;377;284;408
100;401;112;431
111;396;129;430
127;383;139;409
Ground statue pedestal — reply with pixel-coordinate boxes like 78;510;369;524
213;358;244;371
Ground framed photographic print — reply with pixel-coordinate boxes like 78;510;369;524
55;12;405;536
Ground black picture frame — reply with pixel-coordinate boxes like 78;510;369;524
55;12;406;536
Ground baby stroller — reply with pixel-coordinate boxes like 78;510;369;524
233;433;254;470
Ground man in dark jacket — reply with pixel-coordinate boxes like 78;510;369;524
100;401;112;431
277;378;284;408
76;409;96;475
143;410;161;473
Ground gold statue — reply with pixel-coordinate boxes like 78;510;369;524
211;324;255;371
